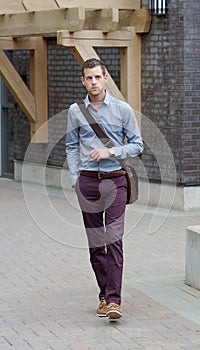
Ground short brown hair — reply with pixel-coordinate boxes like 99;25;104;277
81;58;107;77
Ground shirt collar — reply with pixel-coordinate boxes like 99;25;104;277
84;91;111;108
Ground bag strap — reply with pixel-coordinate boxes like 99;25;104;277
77;101;113;148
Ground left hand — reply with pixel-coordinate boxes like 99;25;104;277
90;148;110;162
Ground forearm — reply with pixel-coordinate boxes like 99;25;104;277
89;137;143;163
110;139;144;159
67;152;80;186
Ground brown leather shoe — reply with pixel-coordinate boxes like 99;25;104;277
106;303;122;320
96;297;107;317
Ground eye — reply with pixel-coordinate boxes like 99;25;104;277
85;76;93;81
95;75;102;80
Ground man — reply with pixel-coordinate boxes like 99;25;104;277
66;58;143;320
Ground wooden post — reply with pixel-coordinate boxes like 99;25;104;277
120;27;141;126
30;37;48;143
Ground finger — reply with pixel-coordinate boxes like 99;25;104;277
91;153;99;161
90;149;97;157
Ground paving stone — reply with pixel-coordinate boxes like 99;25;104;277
1;179;200;350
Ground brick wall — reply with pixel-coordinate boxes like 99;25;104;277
180;1;200;185
141;0;200;185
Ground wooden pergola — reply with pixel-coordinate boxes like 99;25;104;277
0;0;151;142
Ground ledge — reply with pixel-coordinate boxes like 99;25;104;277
14;161;200;211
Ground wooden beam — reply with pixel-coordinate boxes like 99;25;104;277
56;0;140;10
69;45;125;102
0;50;37;123
120;27;141;125
132;9;152;33
0;0;25;14
118;9;152;33
0;37;39;50
22;0;58;11
0;8;150;38
0;0;140;14
0;8;85;37
84;9;119;33
30;37;48;143
57;30;131;47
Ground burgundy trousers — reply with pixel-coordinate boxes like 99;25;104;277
75;174;127;305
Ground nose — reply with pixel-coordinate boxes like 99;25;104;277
91;77;97;84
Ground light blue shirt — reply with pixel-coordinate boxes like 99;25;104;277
66;91;143;186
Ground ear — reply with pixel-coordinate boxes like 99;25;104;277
104;72;108;83
81;76;85;86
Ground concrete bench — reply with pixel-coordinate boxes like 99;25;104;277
185;226;200;290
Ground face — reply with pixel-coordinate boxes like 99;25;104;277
81;66;108;100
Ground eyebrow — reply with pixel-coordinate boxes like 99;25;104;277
85;75;103;79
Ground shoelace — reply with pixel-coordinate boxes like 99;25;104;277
107;303;119;309
99;298;107;307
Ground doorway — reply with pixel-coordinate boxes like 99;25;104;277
0;79;14;178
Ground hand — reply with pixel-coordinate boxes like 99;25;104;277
90;148;111;162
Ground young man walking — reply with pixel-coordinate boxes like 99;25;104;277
66;58;143;320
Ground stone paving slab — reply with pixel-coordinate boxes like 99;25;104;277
1;178;200;349
125;275;200;326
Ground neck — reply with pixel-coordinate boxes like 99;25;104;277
89;90;106;104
